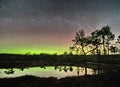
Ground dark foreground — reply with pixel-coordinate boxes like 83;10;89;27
0;73;120;87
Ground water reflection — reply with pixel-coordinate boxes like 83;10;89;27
0;66;96;79
54;66;73;72
4;68;14;74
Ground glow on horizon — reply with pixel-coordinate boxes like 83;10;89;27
0;45;68;55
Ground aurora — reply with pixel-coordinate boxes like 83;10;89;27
0;0;120;54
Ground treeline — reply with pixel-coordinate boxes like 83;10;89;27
70;25;120;55
0;54;120;68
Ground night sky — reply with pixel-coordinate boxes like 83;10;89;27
0;0;120;54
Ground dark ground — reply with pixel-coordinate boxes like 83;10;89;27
0;72;120;87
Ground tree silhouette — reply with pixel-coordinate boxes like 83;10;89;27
117;35;120;44
71;25;115;55
116;35;120;54
110;46;119;54
96;26;115;55
106;32;115;55
71;30;93;55
91;30;101;55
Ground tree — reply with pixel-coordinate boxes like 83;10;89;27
96;26;115;55
110;46;119;54
106;32;115;55
117;35;120;44
70;25;115;55
63;51;68;55
91;30;101;55
71;30;97;55
116;35;120;54
70;30;87;55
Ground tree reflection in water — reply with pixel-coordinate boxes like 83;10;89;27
4;68;14;74
54;66;73;72
54;66;89;76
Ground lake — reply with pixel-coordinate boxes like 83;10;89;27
0;66;97;79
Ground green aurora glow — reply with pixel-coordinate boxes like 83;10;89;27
1;0;120;55
0;45;68;54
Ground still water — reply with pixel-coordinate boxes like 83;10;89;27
0;66;97;79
